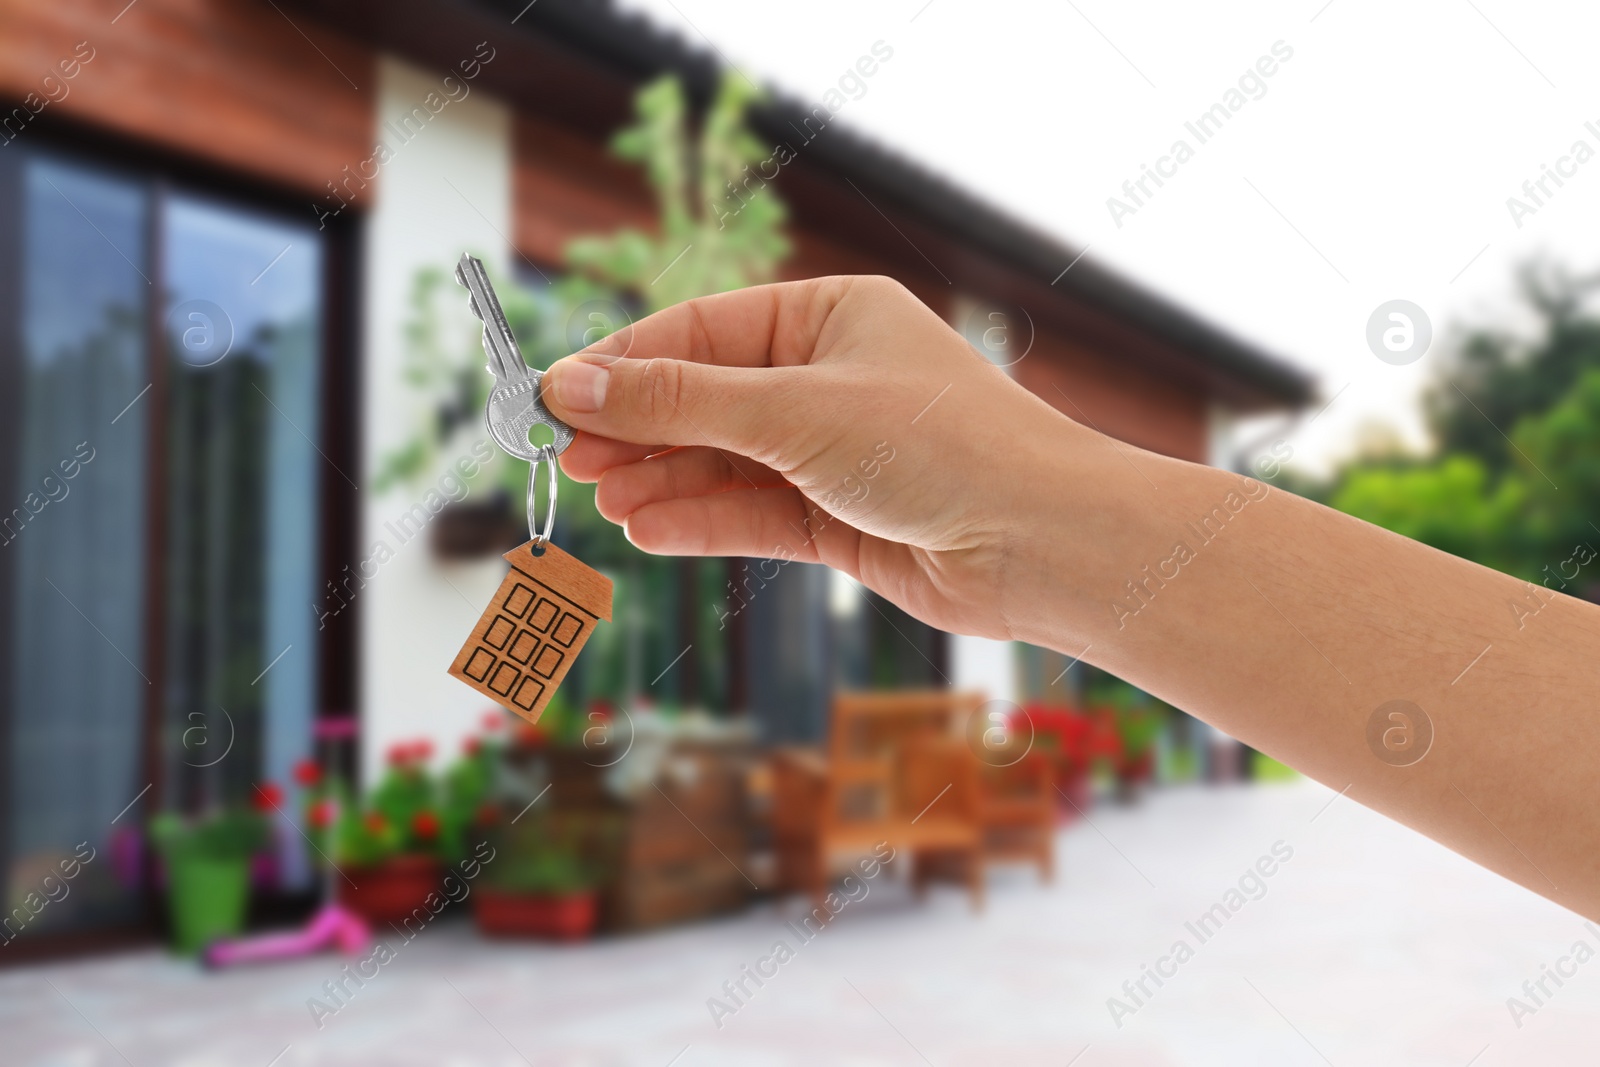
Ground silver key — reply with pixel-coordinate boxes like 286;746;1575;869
455;253;574;459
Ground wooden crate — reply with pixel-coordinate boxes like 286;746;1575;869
509;739;753;932
603;741;752;931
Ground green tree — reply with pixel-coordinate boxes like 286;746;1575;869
1330;455;1524;573
1423;262;1600;475
1329;264;1600;591
1505;369;1600;583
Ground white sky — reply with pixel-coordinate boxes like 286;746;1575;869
615;0;1600;474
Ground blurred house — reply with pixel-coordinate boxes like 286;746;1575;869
0;0;1310;956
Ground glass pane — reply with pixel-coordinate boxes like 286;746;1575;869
159;196;322;888
5;156;149;938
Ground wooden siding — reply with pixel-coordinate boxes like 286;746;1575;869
0;0;373;203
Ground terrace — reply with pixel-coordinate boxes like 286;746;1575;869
6;779;1587;1066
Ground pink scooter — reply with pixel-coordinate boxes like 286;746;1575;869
203;719;372;968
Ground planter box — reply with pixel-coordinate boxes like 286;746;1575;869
338;855;444;924
429;497;520;560
473;887;597;940
605;742;751;931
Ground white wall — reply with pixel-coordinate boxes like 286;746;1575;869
948;634;1015;705
359;55;514;783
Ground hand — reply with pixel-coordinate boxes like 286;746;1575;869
541;276;1092;641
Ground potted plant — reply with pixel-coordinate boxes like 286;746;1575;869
1112;705;1162;802
148;788;273;955
473;813;608;940
1022;703;1095;819
440;714;505;865
325;740;448;923
1081;675;1166;804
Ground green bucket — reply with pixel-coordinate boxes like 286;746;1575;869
165;853;251;955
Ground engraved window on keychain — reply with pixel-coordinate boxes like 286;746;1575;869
446;254;613;723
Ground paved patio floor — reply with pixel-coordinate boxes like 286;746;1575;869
4;778;1595;1067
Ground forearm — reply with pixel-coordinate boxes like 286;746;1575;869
1014;416;1600;918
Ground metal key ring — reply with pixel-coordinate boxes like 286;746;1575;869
526;444;558;548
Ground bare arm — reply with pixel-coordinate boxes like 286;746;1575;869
542;275;1600;920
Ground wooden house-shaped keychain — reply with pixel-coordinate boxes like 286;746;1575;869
448;541;612;724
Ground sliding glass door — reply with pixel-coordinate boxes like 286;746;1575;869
158;194;324;888
0;146;334;944
2;158;151;938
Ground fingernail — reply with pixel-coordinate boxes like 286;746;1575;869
552;358;609;413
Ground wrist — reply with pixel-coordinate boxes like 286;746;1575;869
995;413;1166;651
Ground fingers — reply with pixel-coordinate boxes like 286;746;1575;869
623;486;860;568
571;277;852;369
542;278;858;461
595;447;788;524
557;433;662;483
544;352;812;462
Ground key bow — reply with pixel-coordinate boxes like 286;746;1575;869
455;253;574;459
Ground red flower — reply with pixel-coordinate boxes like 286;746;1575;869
308;799;335;829
252;782;284;812
293;759;321;787
411;810;440;839
386;739;434;766
474;802;498;827
481;710;505;732
364;812;387;834
515;723;547;749
463;736;482;756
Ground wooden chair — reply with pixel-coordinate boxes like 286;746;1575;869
976;743;1055;883
772;690;987;912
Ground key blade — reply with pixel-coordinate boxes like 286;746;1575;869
455;253;526;383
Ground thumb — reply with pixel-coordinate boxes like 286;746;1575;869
542;354;803;458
